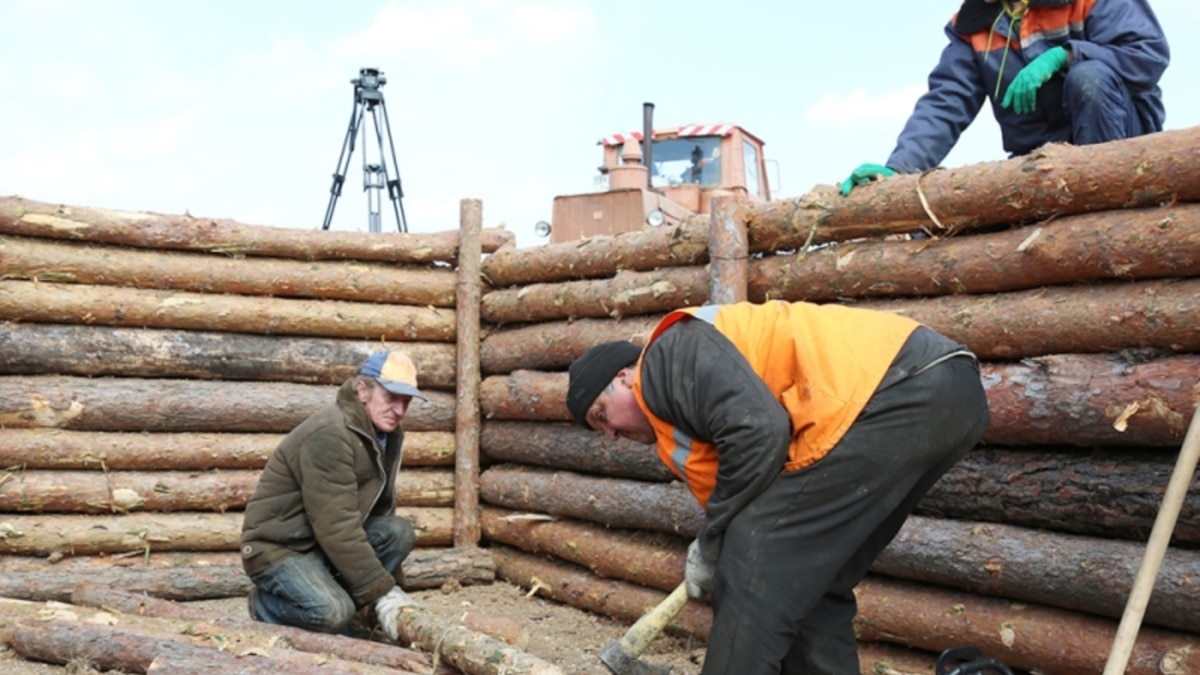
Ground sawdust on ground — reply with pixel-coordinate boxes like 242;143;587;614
0;579;706;674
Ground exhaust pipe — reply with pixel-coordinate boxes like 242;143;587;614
642;102;654;190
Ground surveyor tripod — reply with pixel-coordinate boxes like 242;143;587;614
321;67;408;233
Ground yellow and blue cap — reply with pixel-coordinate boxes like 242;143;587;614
359;350;426;400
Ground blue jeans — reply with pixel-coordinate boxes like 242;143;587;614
247;515;415;634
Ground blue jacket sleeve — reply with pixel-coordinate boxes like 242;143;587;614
886;22;988;174
1068;0;1169;91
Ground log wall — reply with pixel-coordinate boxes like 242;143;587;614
3;127;1200;673
472;129;1200;673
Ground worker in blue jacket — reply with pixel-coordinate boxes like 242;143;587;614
840;0;1169;196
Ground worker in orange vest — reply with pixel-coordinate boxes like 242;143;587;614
566;300;990;674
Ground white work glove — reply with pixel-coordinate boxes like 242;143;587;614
374;586;417;641
684;539;715;601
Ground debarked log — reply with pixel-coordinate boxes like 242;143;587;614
480;315;660;374
481;214;710;287
0;194;513;263
0;234;458;306
0;508;453;555
0;428;456;471
918;447;1200;546
481;506;686;591
481;420;674;481
399;546;496;590
0;563;251;602
0;468;455;513
472;355;1200;446
57;588;444;673
875;515;1200;634
481;266;708;324
0;323;458;388
854;575;1199;675
748;203;1200;304
390;603;564;675
856;278;1200;360
480;465;703;536
0;280;457;341
0;376;454;432
9;620;403;674
744;126;1200;251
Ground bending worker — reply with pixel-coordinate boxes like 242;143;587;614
841;0;1169;196
566;300;990;674
241;349;424;640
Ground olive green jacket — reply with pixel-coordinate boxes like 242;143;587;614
240;380;403;607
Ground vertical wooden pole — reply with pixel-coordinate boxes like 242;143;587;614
453;199;483;547
707;196;748;304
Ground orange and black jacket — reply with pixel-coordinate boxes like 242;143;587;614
631;301;920;555
886;0;1168;173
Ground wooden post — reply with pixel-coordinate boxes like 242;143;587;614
708;196;748;304
454;198;483;547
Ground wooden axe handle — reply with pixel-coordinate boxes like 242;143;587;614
618;582;690;658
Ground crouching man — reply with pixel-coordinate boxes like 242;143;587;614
241;349;424;640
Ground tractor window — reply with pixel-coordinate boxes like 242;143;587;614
743;140;761;199
634;136;721;188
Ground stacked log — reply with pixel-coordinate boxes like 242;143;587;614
0;201;520;671
473;129;1200;671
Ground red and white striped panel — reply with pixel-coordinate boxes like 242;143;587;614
677;123;733;137
600;131;643;147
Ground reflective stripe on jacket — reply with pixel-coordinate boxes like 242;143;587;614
633;301;918;509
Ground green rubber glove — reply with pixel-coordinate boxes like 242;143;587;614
1001;45;1069;115
839;163;896;196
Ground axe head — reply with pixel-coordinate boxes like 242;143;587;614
599;640;672;675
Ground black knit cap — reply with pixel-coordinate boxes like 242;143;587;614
566;341;642;429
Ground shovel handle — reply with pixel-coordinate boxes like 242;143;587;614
618;582;691;657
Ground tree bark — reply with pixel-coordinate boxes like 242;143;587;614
492;545;713;639
0;468;454;513
857;278;1200;360
398;546;495;590
481;506;686;591
0;508;452;555
0;376;454;432
56;588;444;673
980;353;1200;447
480;316;660;374
854;575;1199;675
919;447;1200;546
9;621;402;674
472;355;1200;447
481;267;708;324
744;126;1200;251
0;323;457;388
0;429;455;470
480;214;710;287
0;194;514;262
0;564;251;602
480;465;703;536
748;203;1200;304
0;234;457;307
875;515;1200;633
481;421;674;481
480;372;571;422
0;280;456;341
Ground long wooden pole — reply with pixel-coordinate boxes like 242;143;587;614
1103;406;1200;674
453;198;483;546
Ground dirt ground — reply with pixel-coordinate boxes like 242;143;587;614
0;580;707;674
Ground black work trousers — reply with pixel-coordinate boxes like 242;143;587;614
700;344;990;675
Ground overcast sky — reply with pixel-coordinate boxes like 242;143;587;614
2;0;1196;248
